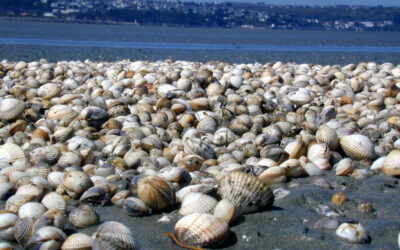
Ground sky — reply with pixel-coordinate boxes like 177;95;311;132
184;0;400;6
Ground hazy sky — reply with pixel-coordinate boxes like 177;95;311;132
184;0;400;6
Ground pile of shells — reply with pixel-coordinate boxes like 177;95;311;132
0;59;399;248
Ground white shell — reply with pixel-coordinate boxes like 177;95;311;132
213;199;236;224
335;158;354;176
0;98;25;121
179;192;217;216
336;223;368;243
0;212;18;241
287;88;312;106
18;202;47;220
175;184;214;203
382;150;400;176
339;134;375;160
370;156;386;170
0;143;26;164
41;192;67;212
307;143;331;162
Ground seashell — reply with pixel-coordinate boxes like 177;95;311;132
336;223;368;244
184;138;214;160
0;98;25;121
69;204;100;228
15;183;44;200
62;233;92;250
26;226;67;250
273;188;291;200
80;106;110;129
332;192;348;206
0;182;16;200
179;192;217;216
174;213;229;247
5;194;36;213
175;184;215;203
197;116;218;133
157;166;191;185
63;170;94;199
111;190;130;207
52;127;74;143
301;157;324;176
312;158;331;170
218;172;274;215
0;143;26;164
335;158;354;176
92;221;138;250
382;150;400;176
47;105;78;124
30;146;61;165
287;88;312;106
178;155;204;173
279;159;304;177
14;217;35;246
284;137;306;159
339;134;375;160
18;201;47;220
34;209;66;231
137;175;175;210
0;212;18;241
8;171;30;185
212;128;236;146
213;199;236;224
67;136;96;151
58;151;83;168
259;166;287;184
313;218;340;230
9;119;27;135
307;143;331;162
41;192;67;212
79;184;113;205
316;125;339;149
47;171;64;188
123;197;151;217
38;83;61;99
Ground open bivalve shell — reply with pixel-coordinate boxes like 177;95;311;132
218;172;274;215
174;213;230;247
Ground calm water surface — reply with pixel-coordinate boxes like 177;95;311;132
1;19;400;64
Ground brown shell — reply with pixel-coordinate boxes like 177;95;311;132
14;217;35;246
69;204;100;228
137;175;175;210
174;213;229;247
62;233;92;250
218;172;274;215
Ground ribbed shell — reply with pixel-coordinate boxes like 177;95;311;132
30;146;61;165
18;202;47;220
284;137;306;159
26;226;67;249
137;176;175;210
63;171;93;198
307;143;331;162
62;233;92;250
0;143;26;164
47;105;78;123
5;194;36;213
92;221;138;250
123;197;151;217
47;172;64;188
38;83;62;99
69;204;99;228
316;125;339;149
0;182;16;200
218;172;274;215
287;88;312;106
111;190;130;207
0;98;25;121
174;213;229;247
339;134;375;160
41;192;67;212
0;212;18;241
213;199;236;224
14;217;35;246
382;150;400;176
184;138;214;160
179;192;217;216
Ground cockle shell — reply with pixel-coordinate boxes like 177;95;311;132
26;226;67;250
0;182;16;200
47;105;78;124
316;125;339;149
34;209;66;231
92;221;138;250
5;194;36;213
30;146;61;165
284;137;306;159
336;223;368;244
123;197;151;217
218;172;274;215
287;88;312;106
213;199;236;224
69;204;100;228
18;202;47;220
47;172;64;188
0;212;18;241
279;159;304;177
62;233;92;250
307;143;331;162
137;175;175;210
259;166;287;184
335;158;354;176
0;98;25;121
179;192;217;216
382;150;400;176
14;217;35;246
175;184;215;203
80;106;110;129
178;155;204;172
41;192;67;212
79;184;113;205
339;134;375;160
15;184;44;200
38;83;61;99
62;171;94;199
174;213;229;247
212;128;236;146
111;190;130;207
0;143;26;164
184;137;214;160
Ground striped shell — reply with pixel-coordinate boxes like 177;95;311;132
47;105;78;123
111;190;130;207
316;125;339;149
307;143;331;162
259;166;287;184
47;172;64;188
41;192;67;212
382;150;400;176
0;182;16;200
62;233;92;250
213;199;236;224
14;217;35;246
5;194;36;213
26;226;67;250
92;221;138;250
137;175;175;210
0;143;26;164
69;204;100;228
123;197;151;217
174;213;229;247
218;172;274;215
30;146;61;165
339;134;375;160
0;98;25;121
38;83;62;99
184;138;214;160
284;137;306;159
179;192;217;216
0;212;18;241
18;202;47;220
